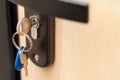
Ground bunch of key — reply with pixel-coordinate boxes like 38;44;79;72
12;15;40;76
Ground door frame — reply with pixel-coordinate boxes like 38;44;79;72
0;0;19;80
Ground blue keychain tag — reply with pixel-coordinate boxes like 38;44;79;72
14;46;24;71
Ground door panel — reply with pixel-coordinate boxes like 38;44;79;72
17;0;120;80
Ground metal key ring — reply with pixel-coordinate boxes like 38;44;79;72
12;32;33;52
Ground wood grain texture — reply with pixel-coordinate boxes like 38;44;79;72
18;0;120;80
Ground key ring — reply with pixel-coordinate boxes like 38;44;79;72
12;32;33;52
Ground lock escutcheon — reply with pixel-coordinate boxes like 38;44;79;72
25;8;55;67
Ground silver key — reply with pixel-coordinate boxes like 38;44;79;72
20;52;28;76
31;24;40;39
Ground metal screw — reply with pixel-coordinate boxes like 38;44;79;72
34;54;40;62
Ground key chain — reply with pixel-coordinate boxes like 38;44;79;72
12;31;33;71
14;46;24;71
12;17;33;76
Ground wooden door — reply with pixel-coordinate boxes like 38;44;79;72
18;0;120;80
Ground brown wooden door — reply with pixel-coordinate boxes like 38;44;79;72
18;0;120;80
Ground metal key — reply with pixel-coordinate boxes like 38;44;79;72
20;52;28;76
17;18;31;34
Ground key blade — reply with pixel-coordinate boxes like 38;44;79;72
20;52;28;76
20;52;28;64
24;65;28;76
